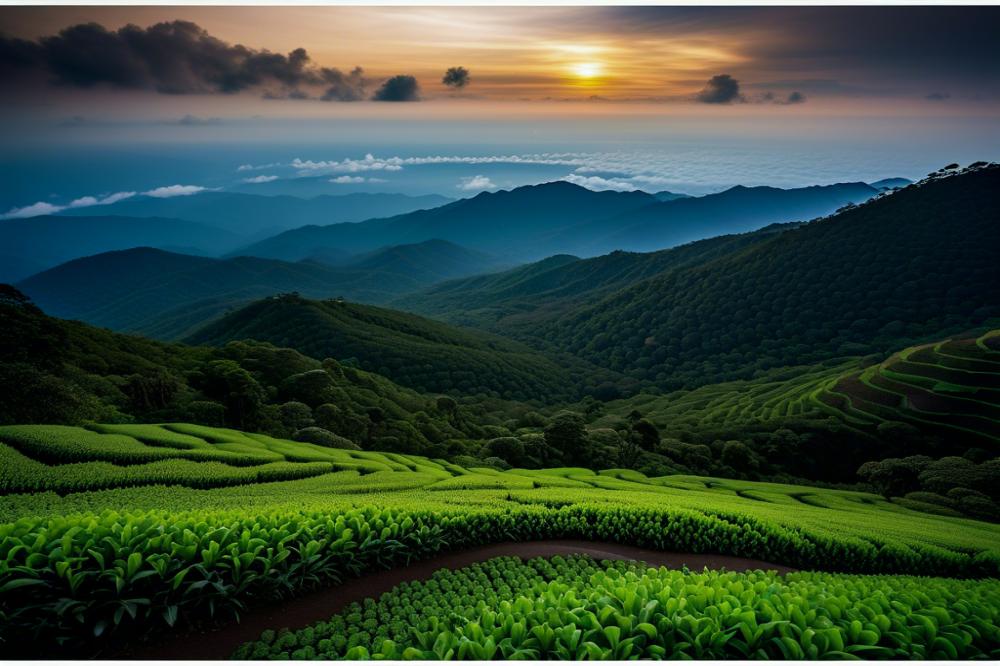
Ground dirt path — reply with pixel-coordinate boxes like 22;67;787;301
125;539;796;660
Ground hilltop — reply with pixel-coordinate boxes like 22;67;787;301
185;293;611;401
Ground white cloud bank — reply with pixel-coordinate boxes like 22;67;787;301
242;175;279;184
1;184;211;219
457;175;496;191
561;174;637;192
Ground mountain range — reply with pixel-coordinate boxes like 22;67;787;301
17;239;502;340
57;191;452;238
236;180;880;262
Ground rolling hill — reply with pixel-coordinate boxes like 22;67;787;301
57;190;452;237
536;164;1000;388
553;181;879;255
236;180;879;263
185;293;609;401
17;240;505;340
399;226;785;331
0;215;242;283
0;285;499;451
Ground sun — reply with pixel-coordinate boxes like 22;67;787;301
572;62;602;79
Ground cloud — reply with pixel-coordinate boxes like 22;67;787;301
442;66;470;88
696;74;743;104
143;184;208;198
0;21;372;100
242;175;279;184
926;92;951;101
457;175;495;191
1;190;136;219
293;154;405;173
372;75;420;101
562;174;636;192
330;175;366;184
761;90;806;105
1;201;63;219
320;66;368;101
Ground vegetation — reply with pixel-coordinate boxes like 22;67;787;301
237;555;1000;660
2;423;999;656
185;293;616;401
540;165;999;388
0;287;522;454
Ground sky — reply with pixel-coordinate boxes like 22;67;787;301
1;5;998;212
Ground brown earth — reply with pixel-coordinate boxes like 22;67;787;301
123;539;796;660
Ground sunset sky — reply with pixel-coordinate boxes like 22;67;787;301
1;5;998;212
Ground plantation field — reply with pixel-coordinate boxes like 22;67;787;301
817;331;1000;445
238;555;1000;660
2;423;1000;657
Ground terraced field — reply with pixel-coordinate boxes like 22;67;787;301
2;423;1000;657
817;331;1000;445
601;361;853;433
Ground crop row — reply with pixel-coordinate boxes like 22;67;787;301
237;555;1000;660
2;497;1000;657
0;443;335;494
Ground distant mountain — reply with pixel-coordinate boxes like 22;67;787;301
237;180;881;263
554;182;880;255
345;239;508;284
0;215;242;283
535;165;1000;388
17;239;510;340
185;294;593;401
869;177;912;191
58;191;452;238
653;190;692;202
234;181;658;262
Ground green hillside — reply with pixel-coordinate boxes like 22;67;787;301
818;330;1000;446
0;286;514;454
539;164;1000;389
401;226;781;332
2;423;999;656
185;293;611;401
18;245;496;340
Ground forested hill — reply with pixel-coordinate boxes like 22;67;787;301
185;294;617;401
537;164;1000;388
400;227;783;330
17;242;503;341
0;285;514;454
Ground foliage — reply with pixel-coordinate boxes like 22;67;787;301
2;423;1000;656
236;555;1000;660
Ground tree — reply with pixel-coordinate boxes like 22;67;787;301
481;437;526;467
857;455;932;498
279;401;314;432
200;360;267;429
544;411;588;466
721;440;759;472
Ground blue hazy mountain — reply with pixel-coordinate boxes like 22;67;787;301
57;191;452;238
237;180;881;262
0;215;242;283
16;239;502;339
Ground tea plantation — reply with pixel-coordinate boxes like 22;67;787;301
2;424;999;657
238;555;1000;660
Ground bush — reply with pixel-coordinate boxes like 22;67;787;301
292;427;360;450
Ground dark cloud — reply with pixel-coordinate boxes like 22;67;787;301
442;66;469;88
320;66;367;101
696;74;742;104
372;74;420;102
926;92;951;101
0;20;367;99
